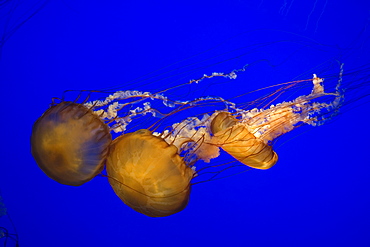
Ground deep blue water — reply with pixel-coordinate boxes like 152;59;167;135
1;0;370;246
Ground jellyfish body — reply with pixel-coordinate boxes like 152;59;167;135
106;129;194;217
210;111;278;169
31;102;112;186
206;74;341;169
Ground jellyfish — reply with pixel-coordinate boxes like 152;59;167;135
31;101;112;186
31;62;366;217
106;129;194;217
156;73;344;173
206;74;342;169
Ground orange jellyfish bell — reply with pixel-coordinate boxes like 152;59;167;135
31;102;112;186
106;129;194;217
210;111;278;169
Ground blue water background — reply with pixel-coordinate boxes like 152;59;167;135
0;0;370;246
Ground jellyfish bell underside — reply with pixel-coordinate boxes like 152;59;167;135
31;102;112;186
106;129;194;217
